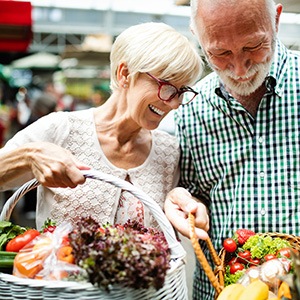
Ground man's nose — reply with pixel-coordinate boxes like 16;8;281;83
229;54;252;78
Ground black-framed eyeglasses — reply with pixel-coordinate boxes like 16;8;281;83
146;72;198;105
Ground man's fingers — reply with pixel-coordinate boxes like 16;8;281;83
165;187;210;240
167;187;198;214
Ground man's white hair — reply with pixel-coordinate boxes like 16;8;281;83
190;0;277;37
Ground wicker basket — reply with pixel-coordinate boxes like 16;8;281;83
188;213;300;298
0;170;188;300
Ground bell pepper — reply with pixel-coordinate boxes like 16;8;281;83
6;229;40;252
56;246;75;264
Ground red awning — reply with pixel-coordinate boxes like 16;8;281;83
0;0;32;52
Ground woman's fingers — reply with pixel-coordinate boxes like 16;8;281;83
28;142;89;188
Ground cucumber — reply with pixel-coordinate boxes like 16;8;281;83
0;251;17;257
0;251;17;268
0;259;15;268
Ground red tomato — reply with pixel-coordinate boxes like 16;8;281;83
223;238;237;253
249;258;261;267
230;262;245;274
276;247;297;259
237;250;252;264
228;257;238;266
43;225;56;233
6;229;40;252
278;257;292;272
264;254;277;261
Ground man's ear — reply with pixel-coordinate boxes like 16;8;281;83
275;4;283;33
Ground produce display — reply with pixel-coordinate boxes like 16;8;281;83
0;217;171;292
0;220;38;271
216;228;299;300
69;216;170;291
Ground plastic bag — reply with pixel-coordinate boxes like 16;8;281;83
13;222;88;281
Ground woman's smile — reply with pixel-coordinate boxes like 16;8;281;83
148;104;165;116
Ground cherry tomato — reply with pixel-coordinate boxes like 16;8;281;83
228;257;238;266
230;262;245;274
264;254;277;261
223;238;237;253
278;257;292;272
43;225;56;233
249;258;261;267
276;247;297;259
237;250;251;264
6;229;40;252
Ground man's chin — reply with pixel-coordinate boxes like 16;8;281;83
226;81;260;96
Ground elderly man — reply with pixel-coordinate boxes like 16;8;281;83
164;0;300;299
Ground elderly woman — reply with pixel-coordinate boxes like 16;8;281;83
0;22;203;229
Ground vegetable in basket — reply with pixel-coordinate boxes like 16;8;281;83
68;216;171;291
221;229;299;297
6;229;40;252
0;221;39;272
12;222;82;280
0;221;27;251
0;250;17;268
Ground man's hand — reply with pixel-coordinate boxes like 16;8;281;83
164;187;209;240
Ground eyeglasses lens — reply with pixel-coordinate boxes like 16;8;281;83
181;91;197;105
160;84;196;104
159;85;177;101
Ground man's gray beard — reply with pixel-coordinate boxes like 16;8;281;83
215;60;272;96
204;55;273;97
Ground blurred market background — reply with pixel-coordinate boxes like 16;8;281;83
0;1;299;297
0;0;299;147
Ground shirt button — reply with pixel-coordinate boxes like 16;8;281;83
260;172;265;178
258;136;264;144
261;209;266;216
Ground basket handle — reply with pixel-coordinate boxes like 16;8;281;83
0;169;186;260
188;212;224;296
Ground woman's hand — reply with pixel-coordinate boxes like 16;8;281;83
164;187;209;240
25;142;90;188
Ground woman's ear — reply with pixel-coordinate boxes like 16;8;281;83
117;63;129;87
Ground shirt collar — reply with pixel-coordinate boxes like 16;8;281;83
268;39;288;97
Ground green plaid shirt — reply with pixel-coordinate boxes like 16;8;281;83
174;39;300;299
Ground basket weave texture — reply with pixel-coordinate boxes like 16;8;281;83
188;213;300;298
0;170;188;300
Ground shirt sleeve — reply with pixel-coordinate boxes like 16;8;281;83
0;111;70;189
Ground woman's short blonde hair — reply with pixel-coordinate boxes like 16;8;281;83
110;22;203;91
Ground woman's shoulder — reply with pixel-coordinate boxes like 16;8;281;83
44;108;95;128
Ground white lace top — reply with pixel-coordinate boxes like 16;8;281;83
1;108;180;229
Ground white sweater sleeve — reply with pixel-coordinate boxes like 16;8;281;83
0;111;70;190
